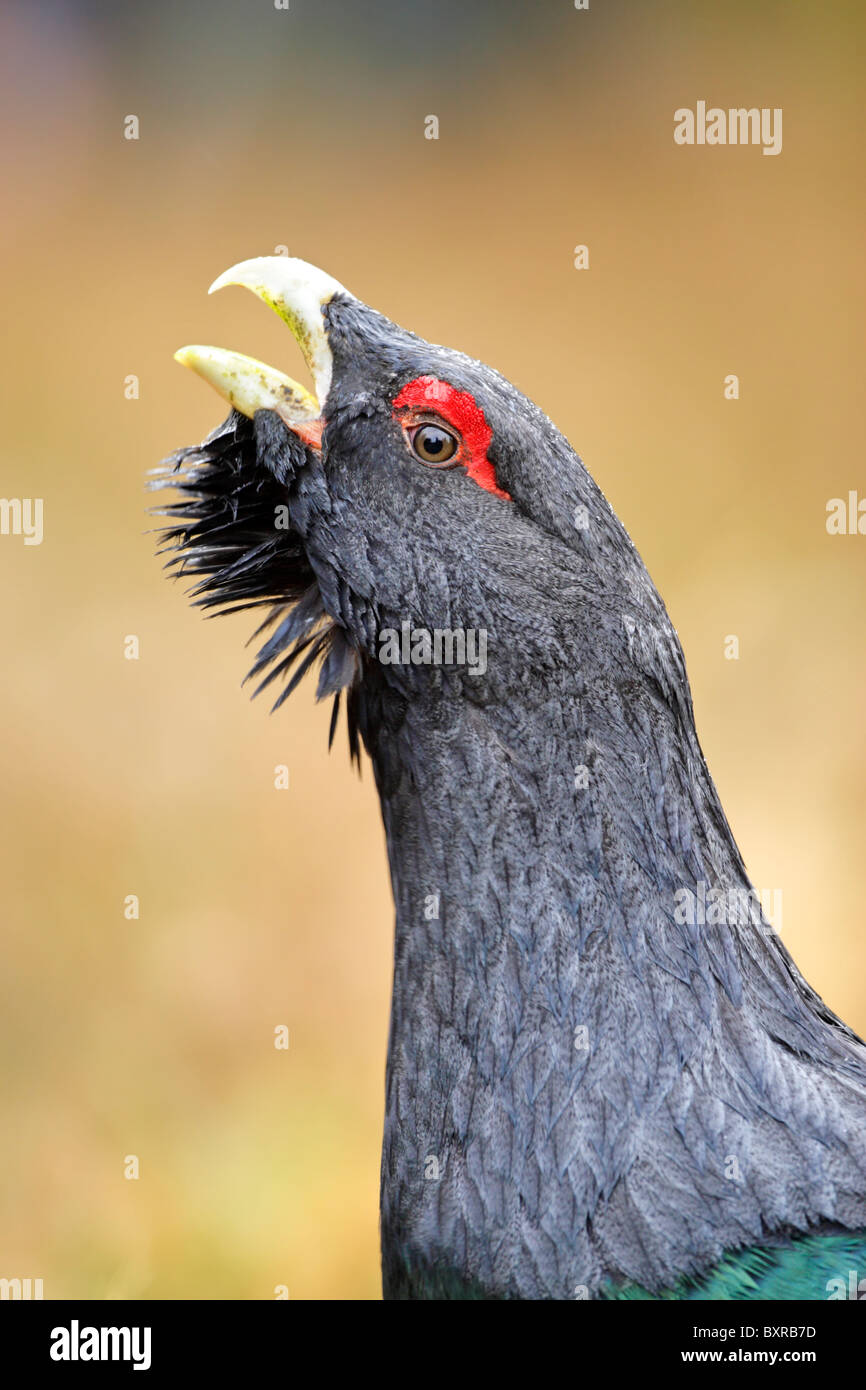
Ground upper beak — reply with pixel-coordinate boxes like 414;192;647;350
174;256;349;446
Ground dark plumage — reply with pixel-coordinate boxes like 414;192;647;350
155;413;361;754
155;259;866;1299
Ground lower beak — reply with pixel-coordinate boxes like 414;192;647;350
174;256;348;447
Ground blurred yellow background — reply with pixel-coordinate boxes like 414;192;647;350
0;0;863;1298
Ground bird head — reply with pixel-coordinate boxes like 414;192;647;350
157;257;669;759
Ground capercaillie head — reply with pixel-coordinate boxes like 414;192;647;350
154;258;866;1302
157;258;683;756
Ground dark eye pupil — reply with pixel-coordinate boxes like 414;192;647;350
421;429;447;456
414;425;457;464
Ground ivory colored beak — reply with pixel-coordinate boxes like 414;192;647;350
173;346;319;424
174;256;349;433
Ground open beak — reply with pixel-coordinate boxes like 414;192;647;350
174;256;348;449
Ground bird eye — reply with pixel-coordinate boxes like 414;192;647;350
409;423;459;466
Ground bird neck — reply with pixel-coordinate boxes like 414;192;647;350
370;668;725;1286
373;664;746;980
367;656;866;1298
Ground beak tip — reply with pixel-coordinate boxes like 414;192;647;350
208;257;268;297
186;255;344;409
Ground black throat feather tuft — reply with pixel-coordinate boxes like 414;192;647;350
150;410;362;763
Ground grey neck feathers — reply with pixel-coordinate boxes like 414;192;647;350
367;652;866;1299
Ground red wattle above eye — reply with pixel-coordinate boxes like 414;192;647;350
392;376;511;501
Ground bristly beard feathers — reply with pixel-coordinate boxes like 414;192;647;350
149;410;362;762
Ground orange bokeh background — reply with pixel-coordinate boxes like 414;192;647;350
1;1;863;1297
